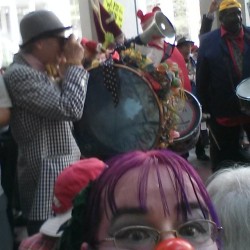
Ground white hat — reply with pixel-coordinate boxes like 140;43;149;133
40;209;72;237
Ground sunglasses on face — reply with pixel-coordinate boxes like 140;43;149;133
50;36;68;48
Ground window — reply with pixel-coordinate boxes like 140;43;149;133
0;0;82;68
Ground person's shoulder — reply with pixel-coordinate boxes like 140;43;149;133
199;29;220;45
201;28;219;39
4;61;36;84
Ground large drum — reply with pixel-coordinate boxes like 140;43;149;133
74;64;162;159
169;91;202;154
74;64;201;159
236;78;250;116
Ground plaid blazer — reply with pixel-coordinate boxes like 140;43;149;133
4;53;89;220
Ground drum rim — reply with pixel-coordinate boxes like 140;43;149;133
172;91;202;142
237;95;250;101
236;78;250;99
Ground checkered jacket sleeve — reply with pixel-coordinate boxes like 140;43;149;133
5;64;88;121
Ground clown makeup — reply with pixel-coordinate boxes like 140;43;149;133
82;150;221;250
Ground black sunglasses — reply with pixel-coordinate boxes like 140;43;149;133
49;35;68;47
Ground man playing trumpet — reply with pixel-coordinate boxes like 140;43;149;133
3;10;89;235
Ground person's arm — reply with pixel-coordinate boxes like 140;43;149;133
5;65;88;121
199;0;219;36
199;14;214;36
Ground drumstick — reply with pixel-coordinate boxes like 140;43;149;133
207;124;221;151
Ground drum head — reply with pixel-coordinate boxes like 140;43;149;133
169;91;202;154
236;78;250;116
74;64;161;159
236;78;250;100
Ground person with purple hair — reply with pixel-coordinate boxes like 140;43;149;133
60;149;222;250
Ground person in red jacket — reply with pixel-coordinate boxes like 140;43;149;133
136;7;191;92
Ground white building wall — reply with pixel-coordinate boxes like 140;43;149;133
186;0;200;45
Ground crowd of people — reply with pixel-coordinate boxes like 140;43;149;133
1;0;250;249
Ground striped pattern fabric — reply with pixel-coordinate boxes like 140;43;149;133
4;53;89;220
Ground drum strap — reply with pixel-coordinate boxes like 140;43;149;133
102;58;119;106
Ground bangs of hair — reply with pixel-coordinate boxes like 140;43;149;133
105;150;217;218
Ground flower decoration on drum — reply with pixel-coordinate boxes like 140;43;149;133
120;48;183;147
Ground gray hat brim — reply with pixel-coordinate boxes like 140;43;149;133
20;26;72;48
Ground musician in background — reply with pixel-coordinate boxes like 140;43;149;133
136;7;191;92
4;10;88;235
196;0;250;171
134;8;194;161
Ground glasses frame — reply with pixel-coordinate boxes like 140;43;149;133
102;219;222;249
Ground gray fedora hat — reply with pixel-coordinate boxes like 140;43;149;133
20;10;72;46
